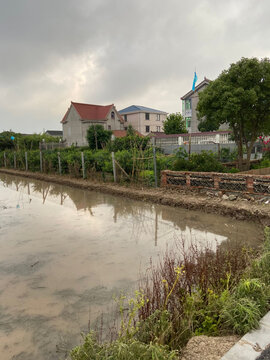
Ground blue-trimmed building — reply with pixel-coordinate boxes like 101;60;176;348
181;77;211;133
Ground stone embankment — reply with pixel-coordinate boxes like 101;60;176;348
1;168;270;225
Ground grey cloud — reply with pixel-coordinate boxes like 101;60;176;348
0;0;270;132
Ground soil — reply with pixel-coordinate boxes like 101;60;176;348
1;168;270;225
180;335;240;360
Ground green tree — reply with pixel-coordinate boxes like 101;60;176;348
163;113;187;134
86;125;112;150
197;57;270;170
126;124;136;136
198;119;220;132
0;131;16;151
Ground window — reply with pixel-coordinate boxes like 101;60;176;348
111;111;115;119
124;127;127;130
145;113;150;120
145;125;150;133
108;125;111;130
156;126;161;132
185;117;191;128
124;114;127;122
157;114;160;121
185;99;192;110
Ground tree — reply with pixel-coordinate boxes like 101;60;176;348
126;124;136;136
198;118;220;132
197;57;270;170
0;131;16;151
86;125;112;150
163;113;187;134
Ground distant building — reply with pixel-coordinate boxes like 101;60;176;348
181;77;211;133
61;102;124;146
118;105;167;136
45;130;63;137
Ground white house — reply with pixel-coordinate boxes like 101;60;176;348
61;102;124;146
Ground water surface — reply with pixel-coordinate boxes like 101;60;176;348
0;173;262;359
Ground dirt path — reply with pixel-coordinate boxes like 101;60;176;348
1;168;270;225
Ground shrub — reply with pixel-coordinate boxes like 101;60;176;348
70;332;178;360
109;135;150;152
139;170;155;186
87;125;112;150
221;297;261;334
173;151;226;173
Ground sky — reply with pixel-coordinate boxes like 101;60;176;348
0;0;269;133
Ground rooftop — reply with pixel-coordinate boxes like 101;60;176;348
45;130;63;136
61;102;122;123
181;77;211;100
119;105;167;114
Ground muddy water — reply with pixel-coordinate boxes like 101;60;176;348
0;173;262;360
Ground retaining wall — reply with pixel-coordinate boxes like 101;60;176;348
161;170;270;195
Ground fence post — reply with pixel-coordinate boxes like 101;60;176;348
213;174;220;190
14;153;16;169
112;152;116;182
161;171;167;187
246;176;254;193
40;151;43;172
4;152;6;167
25;152;28;171
81;152;85;179
152;137;158;188
58;152;62;175
188;135;191;160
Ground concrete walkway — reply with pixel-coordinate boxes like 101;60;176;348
221;312;270;360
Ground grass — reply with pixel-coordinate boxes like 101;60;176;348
70;227;270;360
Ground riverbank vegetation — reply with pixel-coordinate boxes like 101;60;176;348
1;128;269;185
71;227;270;359
0;145;242;187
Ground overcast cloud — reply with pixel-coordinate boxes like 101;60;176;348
0;0;269;133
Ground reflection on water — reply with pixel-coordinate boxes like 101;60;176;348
0;173;262;360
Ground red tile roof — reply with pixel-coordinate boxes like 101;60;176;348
61;102;125;124
72;102;113;120
112;130;144;138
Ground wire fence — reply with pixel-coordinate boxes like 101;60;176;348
0;146;160;188
162;170;270;195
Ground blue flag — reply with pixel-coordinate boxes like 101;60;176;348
192;72;198;91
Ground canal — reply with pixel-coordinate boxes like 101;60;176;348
0;173;262;360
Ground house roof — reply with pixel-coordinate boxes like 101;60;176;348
119;105;167;115
112;130;144;138
45;130;63;136
61;102;124;123
181;77;211;100
72;102;113;121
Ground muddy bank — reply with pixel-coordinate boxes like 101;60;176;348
1;168;270;225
